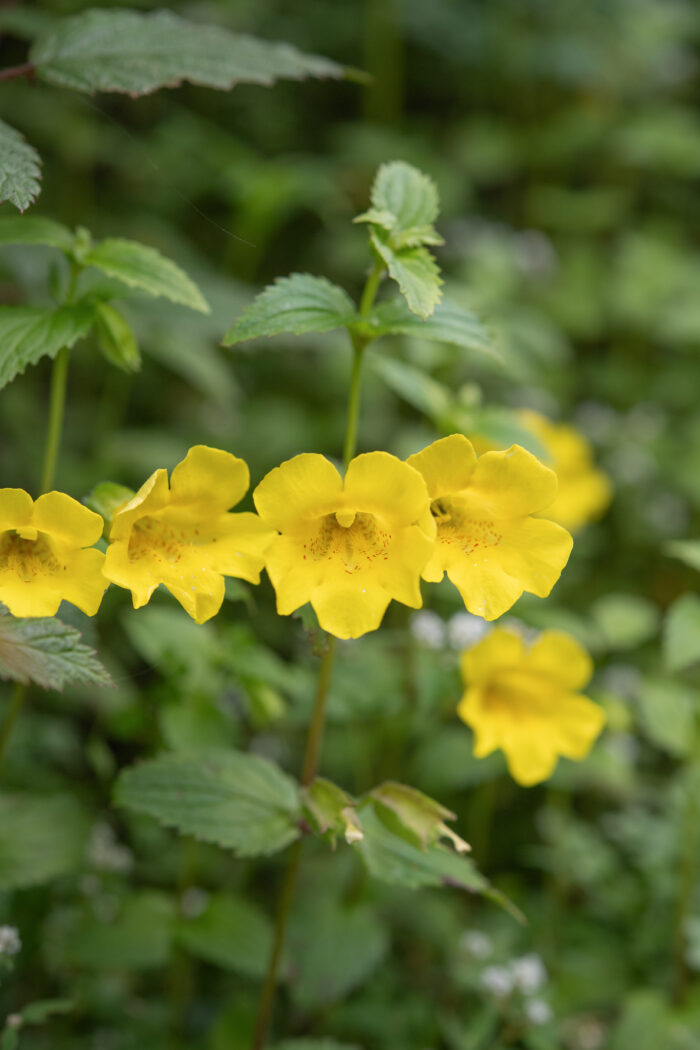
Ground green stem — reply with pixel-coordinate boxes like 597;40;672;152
39;346;70;494
0;684;26;776
250;639;337;1050
342;262;384;468
673;767;700;1003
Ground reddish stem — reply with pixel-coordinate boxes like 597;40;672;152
0;62;35;83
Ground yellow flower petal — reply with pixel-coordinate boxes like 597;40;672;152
264;534;324;615
460;628;525;684
468;445;558;518
492;517;573;599
344;452;432;529
550;693;606;759
254;453;342;533
110;470;170;541
33;491;104;547
169;445;250;516
51;548;108;616
524;630;593;691
312;577;390;639
0;489;33;532
503;733;560;787
407;434;477;499
448;558;525;621
373;525;433;608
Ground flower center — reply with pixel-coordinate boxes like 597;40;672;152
128;516;190;564
0;530;61;581
485;669;556;720
430;497;502;556
303;511;391;574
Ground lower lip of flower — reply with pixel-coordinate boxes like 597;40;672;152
127;515;193;565
430;498;502;557
302;511;392;574
0;530;62;580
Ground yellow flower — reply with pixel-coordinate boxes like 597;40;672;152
253;452;435;639
518;410;612;530
457;627;605;786
103;446;275;624
407;434;573;620
0;489;107;617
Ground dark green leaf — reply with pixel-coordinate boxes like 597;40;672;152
361;297;497;360
0;610;112;691
0;303;95;390
0;793;89;889
369;354;451;419
223;274;358;346
114;749;301;856
82;239;209;313
0;215;73;250
20;1000;74;1026
31;9;343;96
51;892;174;971
0;119;42;212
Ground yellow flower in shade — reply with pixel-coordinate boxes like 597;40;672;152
0;489;107;617
253;452;436;640
457;627;605;786
103;446;275;624
518;410;612;531
407;434;573;621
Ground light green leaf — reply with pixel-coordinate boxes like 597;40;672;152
666;540;700;573
302;777;363;846
0;215;73;250
0;119;42;212
361;297;497;360
664;594;700;672
369;161;439;233
223;274;358;346
0;793;89;889
369;781;470;854
175;893;273;978
372;235;443;318
31;9;343;96
0;303;95;390
638;677;695;757
20;1000;73;1026
370;354;451;419
114;749;301;856
591;593;660;651
82;239;209;313
356;804;487;894
94;301;141;372
0;609;112;691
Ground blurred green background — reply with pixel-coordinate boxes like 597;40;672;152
2;1;700;1048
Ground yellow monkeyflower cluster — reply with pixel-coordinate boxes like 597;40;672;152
0;436;573;637
457;626;605;785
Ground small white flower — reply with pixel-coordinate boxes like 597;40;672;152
480;965;514;998
448;612;490;650
512;953;547;994
460;929;493;959
411;610;446;649
0;926;20;956
525;998;552;1025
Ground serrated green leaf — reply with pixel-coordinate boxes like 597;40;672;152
82;239;209;313
223;274;358;346
175;893;272;978
664;594;700;672
361;297;497;360
0;215;73;250
0;303;95;390
0;610;112;691
0;119;42;212
372;234;442;318
114;749;301;856
94;301;141;372
355;804;487;893
31;8;343;96
0;793;89;889
370;161;439;232
666;540;700;573
370;354;451;419
353;207;396;230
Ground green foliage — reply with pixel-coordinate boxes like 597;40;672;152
223;274;358;345
94;301;141;372
0;608;112;689
0;119;41;213
0;793;89;888
49;891;175;971
175;893;273;978
664;594;700;673
30;8;344;96
666;541;700;574
81;238;209;313
0;304;95;390
361;297;497;359
114;749;301;856
0;215;72;250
